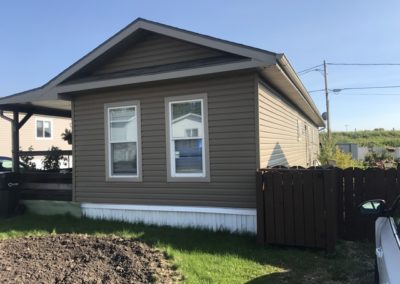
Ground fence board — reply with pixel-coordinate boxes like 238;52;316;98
343;168;355;240
257;166;400;246
256;171;265;244
17;172;72;202
264;171;275;244
256;168;337;251
302;171;316;247
313;171;326;248
273;172;285;244
353;168;366;241
324;170;337;252
293;172;305;246
282;171;295;246
384;168;397;204
335;168;345;239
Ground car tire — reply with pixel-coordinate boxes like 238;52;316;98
374;258;379;284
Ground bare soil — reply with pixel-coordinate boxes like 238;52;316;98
0;234;177;284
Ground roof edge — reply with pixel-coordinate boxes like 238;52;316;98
276;54;325;126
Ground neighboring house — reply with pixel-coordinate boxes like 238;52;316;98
0;18;324;233
0;113;72;168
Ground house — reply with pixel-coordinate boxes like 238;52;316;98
0;18;324;233
0;112;72;168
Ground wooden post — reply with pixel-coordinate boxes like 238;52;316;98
323;60;331;139
12;111;20;173
256;170;265;244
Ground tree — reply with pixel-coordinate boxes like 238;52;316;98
61;128;72;145
20;146;36;169
42;146;66;171
319;134;364;169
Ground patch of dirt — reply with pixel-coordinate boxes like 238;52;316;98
0;234;178;284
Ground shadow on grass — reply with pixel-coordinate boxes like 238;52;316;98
0;213;374;283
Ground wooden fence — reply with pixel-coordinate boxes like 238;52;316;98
17;172;72;201
337;167;400;241
256;168;337;252
257;167;400;250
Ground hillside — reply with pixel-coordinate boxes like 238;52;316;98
328;130;400;147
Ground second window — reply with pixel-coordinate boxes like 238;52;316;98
168;96;207;178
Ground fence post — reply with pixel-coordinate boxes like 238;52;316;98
256;171;265;244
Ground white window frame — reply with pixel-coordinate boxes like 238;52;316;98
165;93;210;182
104;101;142;182
35;118;53;140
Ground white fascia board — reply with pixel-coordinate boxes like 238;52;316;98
56;60;264;94
81;203;256;216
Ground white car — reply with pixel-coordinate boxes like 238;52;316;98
360;199;400;284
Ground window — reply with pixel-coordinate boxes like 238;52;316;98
166;94;210;182
185;128;198;137
105;101;141;181
36;119;52;139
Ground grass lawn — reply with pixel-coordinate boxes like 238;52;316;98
0;214;374;283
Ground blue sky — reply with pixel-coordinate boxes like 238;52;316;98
1;0;400;131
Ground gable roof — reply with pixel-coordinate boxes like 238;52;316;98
0;18;324;126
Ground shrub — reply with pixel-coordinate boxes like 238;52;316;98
42;146;66;171
319;135;364;169
61;128;72;145
20;146;36;169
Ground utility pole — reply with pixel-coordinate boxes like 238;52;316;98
323;60;331;139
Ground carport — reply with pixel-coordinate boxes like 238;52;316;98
0;89;71;172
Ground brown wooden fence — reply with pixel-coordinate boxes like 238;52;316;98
17;172;72;201
256;168;337;252
337;167;400;241
257;167;400;250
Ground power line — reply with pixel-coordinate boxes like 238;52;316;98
297;64;323;75
308;85;400;94
308;89;325;93
327;63;400;66
334;93;400;96
334;85;400;91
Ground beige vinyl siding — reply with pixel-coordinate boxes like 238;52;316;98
258;81;319;168
93;32;229;75
0;113;71;157
73;72;257;208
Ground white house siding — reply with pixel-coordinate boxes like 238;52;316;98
258;82;319;168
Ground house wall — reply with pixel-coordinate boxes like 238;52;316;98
0;114;72;164
258;81;319;168
73;71;258;209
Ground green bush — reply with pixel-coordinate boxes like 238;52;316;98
42;146;66;171
20;146;36;169
319;135;364;169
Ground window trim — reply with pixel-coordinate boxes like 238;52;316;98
35;118;53;140
165;93;210;182
104;101;142;182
